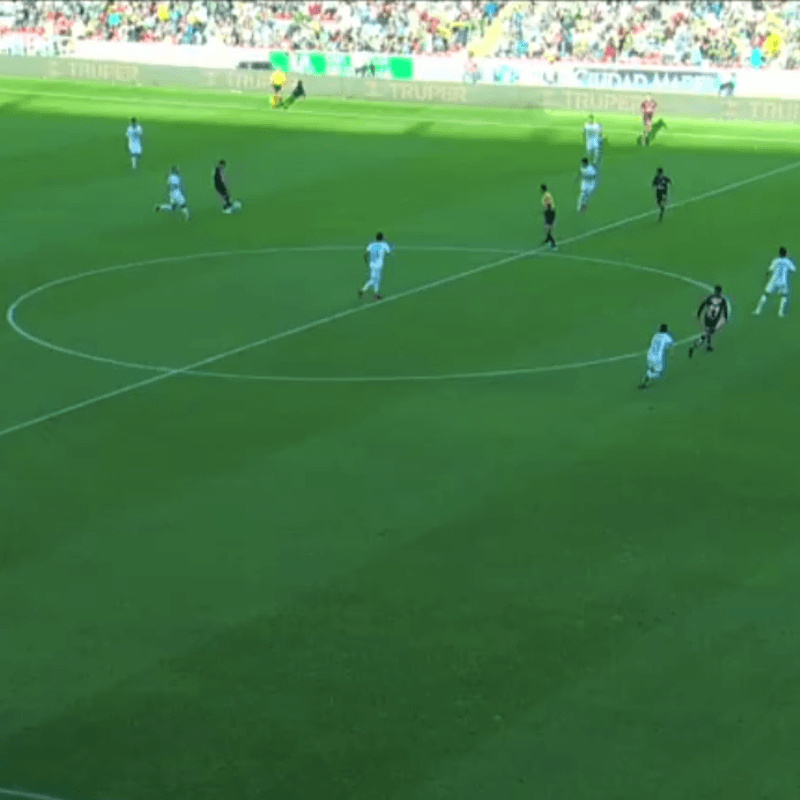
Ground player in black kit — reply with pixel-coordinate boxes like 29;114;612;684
688;285;729;357
652;167;671;222
213;160;241;214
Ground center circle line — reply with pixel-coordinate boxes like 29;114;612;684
7;247;712;384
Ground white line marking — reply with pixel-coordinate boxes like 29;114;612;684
0;789;73;800
7;246;519;374
2;85;800;145
8;252;711;383
3;158;798;439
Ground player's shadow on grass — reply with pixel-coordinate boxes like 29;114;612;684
0;94;33;113
404;120;435;137
638;118;667;146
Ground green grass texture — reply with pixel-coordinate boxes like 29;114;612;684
1;78;799;800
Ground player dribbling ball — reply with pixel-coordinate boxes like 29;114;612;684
213;160;242;214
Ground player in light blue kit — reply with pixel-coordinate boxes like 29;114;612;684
577;158;599;213
359;232;394;300
639;323;674;389
583;114;603;164
126;117;143;170
154;166;190;220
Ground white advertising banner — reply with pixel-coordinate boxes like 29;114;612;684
415;54;797;100
414;55;559;88
39;41;800;101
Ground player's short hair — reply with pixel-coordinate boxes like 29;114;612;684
218;159;226;167
656;167;663;174
171;165;178;173
714;284;723;294
540;184;547;192
779;246;787;257
376;232;384;241
581;157;589;165
659;323;668;332
131;117;137;124
588;114;594;122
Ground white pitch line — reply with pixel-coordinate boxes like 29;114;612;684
1;85;800;145
0;789;74;800
6;245;519;375
2;158;799;440
8;252;710;383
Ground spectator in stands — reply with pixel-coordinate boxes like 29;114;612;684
3;0;799;70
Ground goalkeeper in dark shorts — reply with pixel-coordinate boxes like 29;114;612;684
689;285;729;357
275;79;306;110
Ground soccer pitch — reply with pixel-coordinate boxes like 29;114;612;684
2;77;800;800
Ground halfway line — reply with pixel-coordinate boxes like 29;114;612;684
2;157;799;440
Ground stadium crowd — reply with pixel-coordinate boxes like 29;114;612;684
2;1;799;68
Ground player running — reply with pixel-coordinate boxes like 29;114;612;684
154;166;190;220
577;158;598;213
688;285;729;357
126;117;143;170
583;114;603;164
541;184;557;250
652;167;671;222
640;95;657;146
213;160;242;214
639;323;674;389
753;246;795;318
359;232;394;301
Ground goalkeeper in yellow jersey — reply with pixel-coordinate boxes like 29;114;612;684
270;68;286;93
269;67;286;109
272;80;306;110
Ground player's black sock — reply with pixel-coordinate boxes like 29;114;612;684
544;232;556;246
658;205;664;221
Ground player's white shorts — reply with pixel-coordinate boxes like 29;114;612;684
128;143;142;156
169;189;187;207
579;181;597;205
586;142;601;160
764;277;789;296
369;266;383;282
646;356;664;379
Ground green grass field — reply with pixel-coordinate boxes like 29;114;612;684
1;77;799;800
